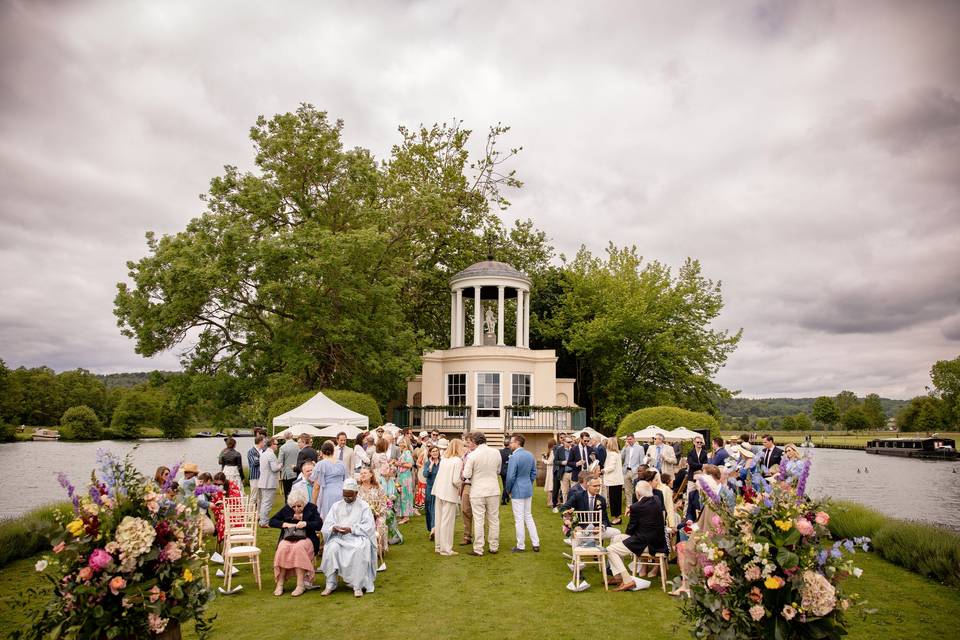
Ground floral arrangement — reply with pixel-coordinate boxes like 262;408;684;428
14;451;214;639
680;466;867;640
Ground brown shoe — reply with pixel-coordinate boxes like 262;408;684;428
614;581;637;591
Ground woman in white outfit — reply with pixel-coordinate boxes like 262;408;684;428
542;439;556;508
431;438;464;556
602;436;625;524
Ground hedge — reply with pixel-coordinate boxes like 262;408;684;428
60;405;103;440
827;500;960;587
0;503;72;568
616;406;720;442
267;389;383;430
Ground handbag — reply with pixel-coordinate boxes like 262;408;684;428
281;526;307;541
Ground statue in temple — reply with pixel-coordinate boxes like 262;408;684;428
483;304;496;335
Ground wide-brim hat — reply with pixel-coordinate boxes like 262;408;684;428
738;445;755;459
182;462;199;474
419;431;428;438
437;438;450;450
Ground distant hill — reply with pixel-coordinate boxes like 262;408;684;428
720;397;910;419
94;371;179;389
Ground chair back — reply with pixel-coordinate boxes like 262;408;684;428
572;510;603;548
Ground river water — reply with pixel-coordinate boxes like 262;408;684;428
1;441;959;529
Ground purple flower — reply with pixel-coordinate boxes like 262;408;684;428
195;484;220;497
162;462;181;493
830;548;842;559
795;459;812;497
698;477;721;504
843;539;855;553
57;472;80;515
816;550;828;566
88;484;103;506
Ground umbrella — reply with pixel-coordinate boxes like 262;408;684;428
632;425;670;440
664;427;701;441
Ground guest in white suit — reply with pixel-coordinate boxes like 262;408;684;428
463;432;502;556
431;438;464;556
258;437;282;526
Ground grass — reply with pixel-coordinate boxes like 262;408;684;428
827;500;891;540
0;503;71;566
2;500;959;639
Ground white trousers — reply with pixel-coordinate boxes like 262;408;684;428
510;497;540;550
606;534;635;579
258;488;276;526
435;499;458;554
470;494;500;554
248;478;261;511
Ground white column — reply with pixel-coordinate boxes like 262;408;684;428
515;289;523;347
450;291;456;349
455;288;464;347
524;288;531;348
497;286;505;346
473;286;482;346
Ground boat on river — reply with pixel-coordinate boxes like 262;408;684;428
31;428;60;441
865;436;958;460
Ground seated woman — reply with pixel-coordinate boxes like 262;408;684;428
268;488;322;597
671;464;725;597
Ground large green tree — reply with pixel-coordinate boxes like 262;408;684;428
931;355;960;427
861;393;886;430
812;396;839;428
834;390;859;415
114;106;548;403
539;244;741;427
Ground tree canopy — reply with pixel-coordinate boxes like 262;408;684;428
115;105;550;403
812;396;840;427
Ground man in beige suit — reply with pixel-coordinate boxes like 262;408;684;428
463;432;502;556
333;432;357;478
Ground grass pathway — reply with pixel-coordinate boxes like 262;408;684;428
2;498;958;638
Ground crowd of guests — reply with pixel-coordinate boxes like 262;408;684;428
159;425;797;598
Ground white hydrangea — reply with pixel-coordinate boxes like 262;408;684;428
114;516;156;571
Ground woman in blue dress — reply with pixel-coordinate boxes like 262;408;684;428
423;444;441;538
311;440;346;519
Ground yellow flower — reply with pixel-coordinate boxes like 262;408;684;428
66;519;85;537
774;519;793;531
183;568;194;583
765;576;785;589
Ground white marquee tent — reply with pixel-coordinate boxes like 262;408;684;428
271;391;369;435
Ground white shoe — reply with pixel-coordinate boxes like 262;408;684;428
552;508;559;513
377;563;387;572
211;552;224;564
321;587;334;596
354;588;364;598
563;538;572;546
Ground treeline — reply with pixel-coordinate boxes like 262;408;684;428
719;357;960;433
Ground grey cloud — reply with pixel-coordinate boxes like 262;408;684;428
866;87;960;154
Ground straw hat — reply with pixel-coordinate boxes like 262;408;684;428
738;445;755;459
437;438;450;450
182;462;199;474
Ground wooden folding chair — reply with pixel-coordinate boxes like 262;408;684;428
222;502;262;592
571;510;608;591
222;496;256;551
630;549;669;592
192;515;211;589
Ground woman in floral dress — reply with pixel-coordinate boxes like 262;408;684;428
395;438;416;523
358;467;390;567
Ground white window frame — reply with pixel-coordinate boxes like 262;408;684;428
510;372;533;419
446;372;467;418
475;371;501;418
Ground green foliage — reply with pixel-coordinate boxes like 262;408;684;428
930;355;960;427
616;405;720;442
157;400;189;438
109;390;159;438
114;105;548;405
827;500;960;587
541;245;741;427
720;396;909;420
793;413;812;431
0;423;16;442
835;389;858;414
841;405;870;431
812;396;840;427
0;504;70;567
268;389;382;429
59;405;102;440
862;393;886;429
896;396;949;432
755;417;770;430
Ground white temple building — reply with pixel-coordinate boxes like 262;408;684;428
401;260;583;450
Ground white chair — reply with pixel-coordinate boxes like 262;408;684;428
221;502;262;592
570;510;608;591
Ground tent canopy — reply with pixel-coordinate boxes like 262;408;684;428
275;423;370;440
664;427;702;441
632;425;670;440
271;391;369;435
574;427;604;441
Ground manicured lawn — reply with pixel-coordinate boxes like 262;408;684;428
2;498;959;639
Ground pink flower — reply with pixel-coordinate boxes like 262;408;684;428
88;548;112;572
711;515;722;529
148;585;166;602
815;511;830;526
795;518;815;537
161;541;182;562
749;605;765;621
52;542;66;554
148;614;168;634
782;604;797;620
745;565;762;581
721;608;731;621
109;576;126;595
703;564;714;577
77;566;93;581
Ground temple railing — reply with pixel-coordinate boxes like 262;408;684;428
393;406;472;431
505;406;586;432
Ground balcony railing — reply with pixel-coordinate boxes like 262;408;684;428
393;406;472;431
505;406;586;432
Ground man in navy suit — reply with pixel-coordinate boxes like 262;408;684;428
709;436;730;467
505;434;540;552
551;436;572;510
759;434;783;472
568;432;595;482
560;476;620;540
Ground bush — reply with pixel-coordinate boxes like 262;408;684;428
826;500;889;540
110;390;159;439
616;405;720;442
872;520;960;587
0;503;71;567
60;405;102;440
268;389;383;429
158;401;189;439
0;423;16;442
826;500;960;587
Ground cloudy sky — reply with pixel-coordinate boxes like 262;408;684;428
1;0;958;399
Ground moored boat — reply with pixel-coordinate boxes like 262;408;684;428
32;428;60;441
865;436;959;460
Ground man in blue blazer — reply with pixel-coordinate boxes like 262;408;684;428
567;432;595;482
505;434;541;552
